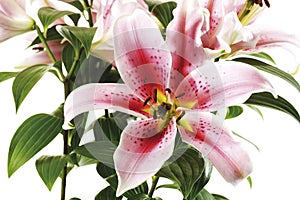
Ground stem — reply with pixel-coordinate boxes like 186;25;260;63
149;176;159;197
60;79;73;200
35;25;57;63
83;0;94;27
65;48;84;81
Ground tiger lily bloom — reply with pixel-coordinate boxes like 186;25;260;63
64;1;275;196
0;0;35;42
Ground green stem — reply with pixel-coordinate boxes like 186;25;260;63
35;25;57;63
65;48;83;81
149;176;159;197
83;0;94;27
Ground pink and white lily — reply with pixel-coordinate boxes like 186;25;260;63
64;1;275;196
0;0;35;42
91;0;149;62
201;0;300;59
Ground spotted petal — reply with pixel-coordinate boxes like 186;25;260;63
252;28;300;50
166;0;207;90
114;118;176;196
178;111;252;183
64;83;149;128
175;60;275;111
114;9;171;100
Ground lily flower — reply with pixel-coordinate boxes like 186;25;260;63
0;0;35;42
91;0;149;63
64;1;275;196
200;0;300;59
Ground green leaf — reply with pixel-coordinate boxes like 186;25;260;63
187;158;213;200
212;194;230;200
245;92;300;123
247;176;253;188
225;106;243;119
62;44;76;72
57;26;81;55
74;141;116;167
94;116;123;145
96;163;149;198
35;155;68;190
151;2;177;28
12;65;50;112
59;26;96;56
249;52;276;64
156;148;205;198
127;194;162;200
195;189;216;200
156;183;180;190
0;72;19;82
233;57;300;92
8;114;63;177
247;105;264;119
95;186;122;200
232;131;260;151
38;7;74;34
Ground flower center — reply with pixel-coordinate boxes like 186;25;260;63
143;88;184;123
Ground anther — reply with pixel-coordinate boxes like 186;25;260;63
143;97;151;106
176;111;185;122
153;88;157;103
175;92;185;99
165;88;171;94
32;47;44;52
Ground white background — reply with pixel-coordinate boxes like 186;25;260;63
1;1;300;199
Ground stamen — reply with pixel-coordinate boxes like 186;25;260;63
175;92;185;99
165;88;171;94
143;97;151;106
32;47;44;52
176;111;185;122
153;110;157;119
264;0;270;8
254;0;270;7
153;88;157;103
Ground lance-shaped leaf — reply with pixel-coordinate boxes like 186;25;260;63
213;194;230;200
225;106;243;119
127;194;162;200
151;2;177;28
57;26;96;56
35;155;68;190
38;7;74;35
8;114;63;177
95;186;123;200
0;72;19;82
187;158;213;200
96;163;149;198
234;57;300;92
12;65;50;112
245;92;300;123
156;148;205;198
195;189;216;200
74;141;116;167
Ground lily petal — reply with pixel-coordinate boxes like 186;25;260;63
114;118;176;196
175;60;275;111
64;83;149;127
114;9;171;100
178;111;252;183
253;28;300;50
166;0;207;90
